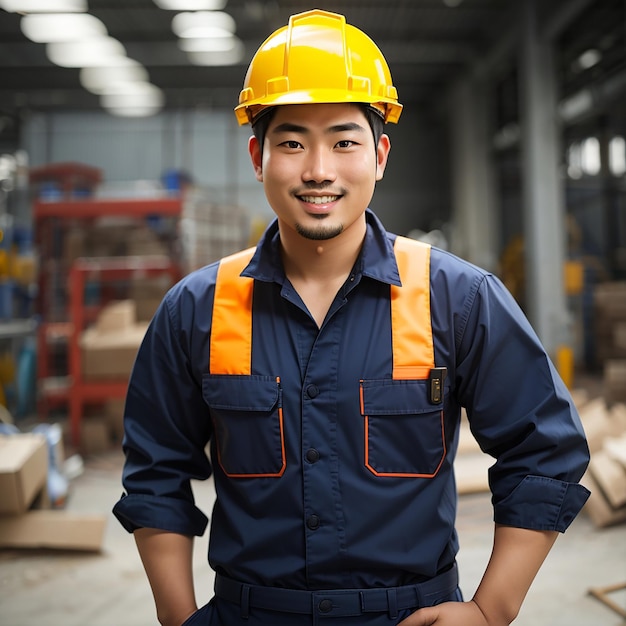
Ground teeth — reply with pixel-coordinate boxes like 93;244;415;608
300;195;338;204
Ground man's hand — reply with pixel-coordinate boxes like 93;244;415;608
398;600;492;626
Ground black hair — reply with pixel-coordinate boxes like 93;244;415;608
251;104;385;154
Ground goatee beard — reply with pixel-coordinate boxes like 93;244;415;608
295;222;344;240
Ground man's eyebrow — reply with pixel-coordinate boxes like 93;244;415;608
271;122;308;134
270;121;367;134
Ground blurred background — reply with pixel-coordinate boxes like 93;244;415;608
0;1;625;625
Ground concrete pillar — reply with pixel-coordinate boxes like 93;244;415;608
448;76;499;272
520;0;570;361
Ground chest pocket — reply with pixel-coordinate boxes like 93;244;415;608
203;374;286;478
360;236;447;478
206;247;286;479
360;379;447;477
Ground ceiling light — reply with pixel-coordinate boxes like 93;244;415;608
101;82;165;112
154;0;227;9
80;62;150;95
171;11;236;38
577;49;602;71
46;37;127;67
0;0;87;12
178;33;239;52
186;40;244;66
104;104;163;118
21;13;107;43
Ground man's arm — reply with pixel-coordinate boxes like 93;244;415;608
134;528;198;626
400;524;558;626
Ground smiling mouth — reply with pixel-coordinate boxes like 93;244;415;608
298;195;341;204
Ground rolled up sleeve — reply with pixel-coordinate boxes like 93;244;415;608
456;274;590;532
112;277;215;536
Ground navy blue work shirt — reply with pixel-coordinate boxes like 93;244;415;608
113;209;590;590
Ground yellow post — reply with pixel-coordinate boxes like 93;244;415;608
556;344;575;389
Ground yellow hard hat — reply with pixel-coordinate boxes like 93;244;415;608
234;9;402;126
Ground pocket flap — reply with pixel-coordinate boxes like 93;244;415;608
203;374;279;411
360;379;435;415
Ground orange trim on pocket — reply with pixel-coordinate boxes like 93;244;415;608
215;376;287;479
364;410;447;478
391;237;434;380
210;247;256;375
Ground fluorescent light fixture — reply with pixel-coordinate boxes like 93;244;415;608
46;37;127;67
178;33;240;53
0;0;87;12
104;104;163;117
558;89;593;121
80;62;150;95
154;0;227;9
21;13;107;43
186;39;244;65
101;82;165;111
609;136;626;177
171;11;236;38
578;49;602;70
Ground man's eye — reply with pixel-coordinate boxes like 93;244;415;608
336;140;355;148
281;140;302;149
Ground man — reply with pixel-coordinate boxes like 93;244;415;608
113;9;590;626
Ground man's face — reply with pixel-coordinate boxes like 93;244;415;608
248;103;390;242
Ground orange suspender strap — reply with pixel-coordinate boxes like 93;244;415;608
209;237;433;378
391;236;434;380
209;247;256;375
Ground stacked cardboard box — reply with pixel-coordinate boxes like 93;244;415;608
80;300;149;380
0;432;106;550
593;282;626;404
578;398;626;527
180;187;249;272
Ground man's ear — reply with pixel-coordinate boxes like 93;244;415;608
375;134;391;182
248;135;263;182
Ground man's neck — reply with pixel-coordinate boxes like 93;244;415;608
278;219;366;283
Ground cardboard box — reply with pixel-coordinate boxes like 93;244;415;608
578;397;614;453
80;323;148;380
130;275;171;321
0;434;48;514
0;510;107;551
582;472;626;528
104;397;126;441
588;450;626;508
96;300;136;334
80;415;113;455
604;360;626;405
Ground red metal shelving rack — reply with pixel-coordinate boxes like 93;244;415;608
68;255;179;447
33;196;183;436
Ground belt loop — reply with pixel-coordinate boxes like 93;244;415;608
387;588;398;619
413;583;423;609
240;584;250;619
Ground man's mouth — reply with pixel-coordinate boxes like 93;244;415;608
298;195;341;204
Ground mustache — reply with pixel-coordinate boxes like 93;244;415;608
292;182;346;194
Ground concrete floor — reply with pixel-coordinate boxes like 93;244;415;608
1;449;625;626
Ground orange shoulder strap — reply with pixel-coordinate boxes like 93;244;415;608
391;236;434;380
209;238;433;379
209;247;256;375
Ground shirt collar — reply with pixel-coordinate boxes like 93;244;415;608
241;209;402;287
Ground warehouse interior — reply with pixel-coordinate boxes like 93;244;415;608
0;0;625;624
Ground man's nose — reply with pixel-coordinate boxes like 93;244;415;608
302;147;337;183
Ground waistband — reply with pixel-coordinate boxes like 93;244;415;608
214;563;459;619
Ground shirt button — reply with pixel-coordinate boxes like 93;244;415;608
305;448;320;463
305;384;319;398
318;599;333;613
307;514;320;530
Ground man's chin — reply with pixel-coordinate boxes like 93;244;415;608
295;222;344;241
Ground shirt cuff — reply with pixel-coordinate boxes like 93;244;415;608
112;492;209;536
493;475;591;532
